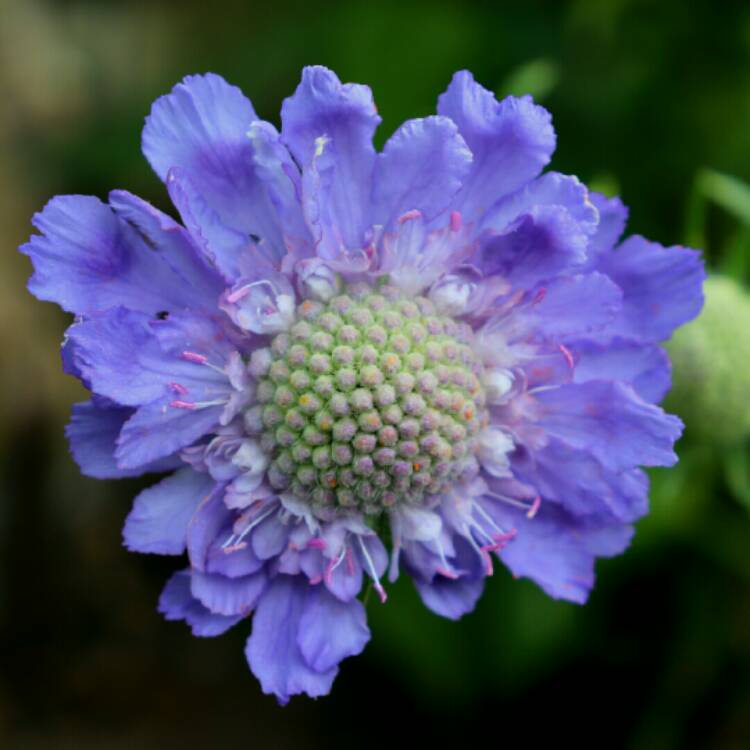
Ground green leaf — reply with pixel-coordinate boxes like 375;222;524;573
696;169;750;226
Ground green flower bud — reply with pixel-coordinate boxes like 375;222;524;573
667;275;750;444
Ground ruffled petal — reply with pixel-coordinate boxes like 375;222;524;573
186;485;232;572
584;192;628;262
437;70;555;221
534;380;683;471
108;190;225;307
191;569;267;615
477;204;589;288
21;195;209;315
245;576;337;704
513;441;649;523
410;537;485;619
297;585;370;672
281;66;380;256
482;172;599;236
571;338;672;403
413;573;485;620
325;550;363;603
142;73;293;262
595;236;705;342
123;468;217;555
166;167;256;283
251;514;289;560
159;570;242;637
493;502;633;604
371;116;472;229
206;536;264;578
482;273;622;348
66;400;179;478
115;398;224;470
66;308;231;407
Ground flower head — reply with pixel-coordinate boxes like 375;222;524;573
21;67;704;703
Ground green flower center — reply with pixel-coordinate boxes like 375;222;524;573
253;281;487;515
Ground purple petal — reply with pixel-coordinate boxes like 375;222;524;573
166;167;256;283
67;308;230;407
371;116;472;228
143;73;256;179
191;569;267;615
20;195;209;316
186;485;232;572
206;538;264;578
413;575;485;620
411;537;485;620
571;338;672;403
159;570;242;637
123;468;217;555
482;172;599;235
491;272;622;342
595;236;705;342
251;514;289;560
529;273;623;339
245;576;338;704
247;121;311;260
115;398;223;470
66;400;179;478
513;441;650;523
281;66;380;254
108;190;225;307
437;70;555;221
535;380;683;471
478;205;589;288
492;502;633;604
297;585;370;673
585;192;628;262
325;551;363;603
142;74;292;261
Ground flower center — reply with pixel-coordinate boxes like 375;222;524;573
251;281;487;515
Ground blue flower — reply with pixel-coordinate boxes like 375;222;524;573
21;67;705;703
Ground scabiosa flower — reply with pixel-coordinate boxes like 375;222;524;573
21;67;704;703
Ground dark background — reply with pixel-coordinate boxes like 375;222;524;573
2;1;750;747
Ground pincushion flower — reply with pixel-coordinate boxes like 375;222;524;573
21;67;704;703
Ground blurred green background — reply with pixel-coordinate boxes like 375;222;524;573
2;0;750;747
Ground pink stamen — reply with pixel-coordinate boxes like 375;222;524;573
479;548;494;576
374;581;388;604
324;548;346;585
181;351;208;364
345;546;355;575
324;559;336;585
225;286;250;303
170;400;197;410
436;566;459;580
169;382;189;395
222;542;248;554
356;535;387;604
478;530;517;575
306;538;327;550
398;209;422;224
492;529;518;548
532;288;547;305
559;344;575;370
527;496;542;519
450;210;462;232
309;575;323;586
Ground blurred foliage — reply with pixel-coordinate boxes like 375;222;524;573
1;0;750;748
